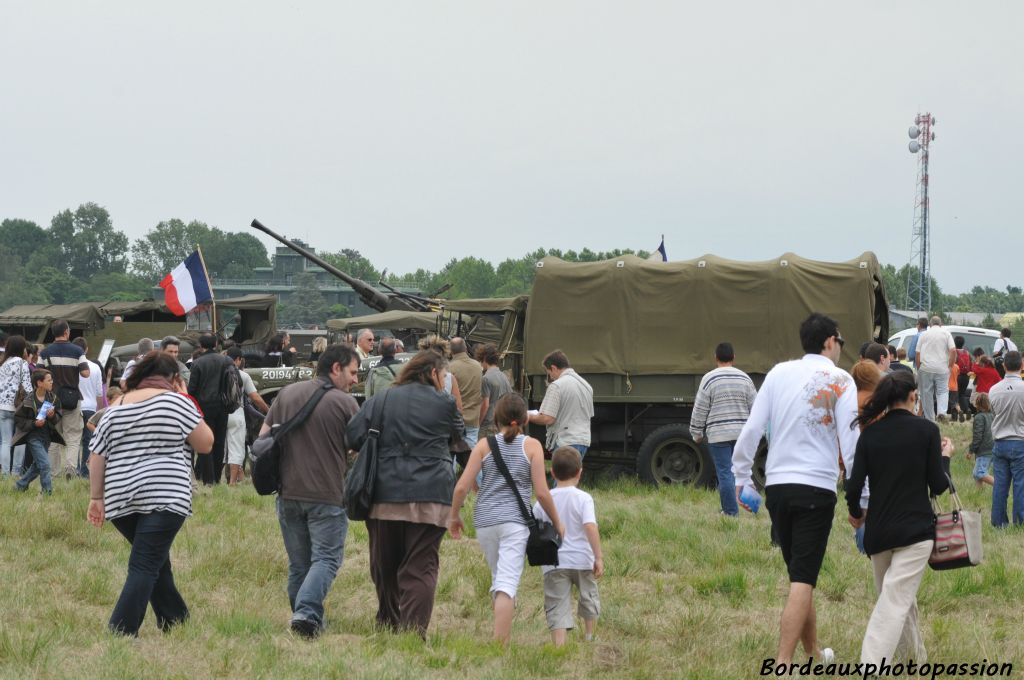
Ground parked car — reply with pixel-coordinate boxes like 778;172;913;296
888;325;1000;358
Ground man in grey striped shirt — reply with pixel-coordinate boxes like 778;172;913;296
689;342;757;515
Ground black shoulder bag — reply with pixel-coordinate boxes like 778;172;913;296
251;381;335;496
486;435;561;566
345;391;389;521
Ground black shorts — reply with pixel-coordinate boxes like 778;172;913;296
765;483;836;587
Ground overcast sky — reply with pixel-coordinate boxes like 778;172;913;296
2;2;1021;295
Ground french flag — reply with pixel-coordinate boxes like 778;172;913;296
159;251;213;316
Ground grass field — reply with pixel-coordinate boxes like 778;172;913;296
1;422;1022;679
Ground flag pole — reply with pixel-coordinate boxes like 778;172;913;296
195;244;216;336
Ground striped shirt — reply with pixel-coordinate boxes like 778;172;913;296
689;366;758;444
474;434;533;528
40;341;89;390
90;392;201;520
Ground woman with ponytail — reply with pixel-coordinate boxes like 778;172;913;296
845;371;955;667
449;393;564;644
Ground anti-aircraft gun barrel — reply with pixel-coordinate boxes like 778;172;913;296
251;218;422;313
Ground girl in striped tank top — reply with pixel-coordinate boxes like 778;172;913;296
449;393;564;645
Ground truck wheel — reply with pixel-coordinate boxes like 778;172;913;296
751;438;769;492
637;424;715;488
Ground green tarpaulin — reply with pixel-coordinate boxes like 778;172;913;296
524;253;887;377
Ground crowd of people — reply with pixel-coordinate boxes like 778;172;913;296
2;312;1021;667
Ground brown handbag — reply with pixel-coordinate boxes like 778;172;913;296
929;475;983;571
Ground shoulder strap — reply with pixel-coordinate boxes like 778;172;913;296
272;380;335;444
387;364;397;377
486;435;536;527
368;390;389;438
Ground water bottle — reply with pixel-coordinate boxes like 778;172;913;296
740;485;762;514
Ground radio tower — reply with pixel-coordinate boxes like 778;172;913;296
906;113;936;313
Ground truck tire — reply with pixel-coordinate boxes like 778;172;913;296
636;424;716;488
751;438;769;492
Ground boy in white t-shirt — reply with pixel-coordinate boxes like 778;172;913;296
533;446;604;645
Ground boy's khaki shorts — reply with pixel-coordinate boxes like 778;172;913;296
543;568;600;630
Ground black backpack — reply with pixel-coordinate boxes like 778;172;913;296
220;363;244;414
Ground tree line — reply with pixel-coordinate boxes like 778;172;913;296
3;203;1023;326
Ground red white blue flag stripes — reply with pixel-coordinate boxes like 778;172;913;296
159;251;213;316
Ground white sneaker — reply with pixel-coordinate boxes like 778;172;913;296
819;648;835;664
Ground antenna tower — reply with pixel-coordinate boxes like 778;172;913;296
906;113;936;313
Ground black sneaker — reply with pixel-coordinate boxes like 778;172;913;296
290;618;320;639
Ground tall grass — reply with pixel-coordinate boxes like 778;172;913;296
0;422;1021;678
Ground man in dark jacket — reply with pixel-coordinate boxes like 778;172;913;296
260;343;360;638
187;334;233;484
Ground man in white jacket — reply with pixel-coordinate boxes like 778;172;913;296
733;312;862;669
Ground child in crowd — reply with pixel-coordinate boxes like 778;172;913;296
946;363;960;421
13;369;63;494
968;392;994;488
449;393;563;645
86;386;123;433
896;348;914;372
533;446;604;645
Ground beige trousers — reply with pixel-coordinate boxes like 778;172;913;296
861;539;933;665
49;405;83;475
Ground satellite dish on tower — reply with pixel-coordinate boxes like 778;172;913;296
909;126;921;139
909;141;921;153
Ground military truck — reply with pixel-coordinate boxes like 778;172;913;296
107;294;314;402
523;253;888;487
0;302;105;346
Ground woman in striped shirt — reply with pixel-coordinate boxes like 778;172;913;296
449;393;563;644
87;351;213;636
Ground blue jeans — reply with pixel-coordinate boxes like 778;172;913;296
707;441;739;516
110;511;189;636
15;437;52;493
569;444;588;458
991;440;1024;527
277;498;348;629
0;410;15;475
80;410;95;477
463;426;479;449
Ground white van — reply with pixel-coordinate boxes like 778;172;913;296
888;325;1001;358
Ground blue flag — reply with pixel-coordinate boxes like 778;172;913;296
648;237;667;262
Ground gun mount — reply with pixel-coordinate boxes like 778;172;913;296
251;218;427;313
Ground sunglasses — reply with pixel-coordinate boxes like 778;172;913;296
834;335;845;349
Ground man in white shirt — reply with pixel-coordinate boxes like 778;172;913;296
993;328;1018;357
72;337;104;477
914;316;956;422
733;313;860;668
528;350;594;456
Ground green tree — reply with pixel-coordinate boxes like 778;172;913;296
24;266;84;304
279;272;329;325
435;257;498;299
0;219;47;266
321;249;381;283
131;219;270;283
45;203;129;279
84;273;153;301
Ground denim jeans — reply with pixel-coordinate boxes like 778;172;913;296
707;441;739;516
569;444;588;458
15;437;52;493
277;498;348;629
463;426;480;450
79;410;95;477
109;511;189;636
991;439;1024;527
0;410;14;475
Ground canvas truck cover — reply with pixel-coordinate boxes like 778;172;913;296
524;253;888;377
327;310;440;333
